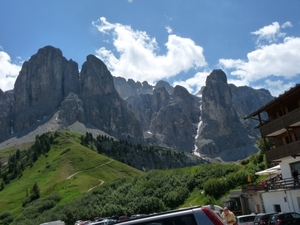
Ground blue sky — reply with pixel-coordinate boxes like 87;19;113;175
1;0;300;96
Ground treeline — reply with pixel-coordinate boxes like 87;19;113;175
0;133;56;189
0;132;56;224
81;132;207;170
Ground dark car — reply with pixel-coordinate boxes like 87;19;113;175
254;212;276;225
268;212;300;225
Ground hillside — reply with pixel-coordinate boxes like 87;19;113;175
0;131;267;225
0;131;143;218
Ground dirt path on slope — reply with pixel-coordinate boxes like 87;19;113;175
66;159;114;179
87;180;105;192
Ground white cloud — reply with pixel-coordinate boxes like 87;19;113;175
92;17;207;85
172;71;209;94
220;37;300;82
220;22;300;96
264;79;296;97
251;22;285;45
165;26;173;34
281;21;292;29
0;50;21;91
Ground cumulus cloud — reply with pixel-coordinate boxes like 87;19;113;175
219;21;300;96
92;17;207;85
0;50;21;91
251;22;284;44
172;71;209;94
264;79;296;97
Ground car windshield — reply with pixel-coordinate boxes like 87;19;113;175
238;216;256;222
291;212;300;218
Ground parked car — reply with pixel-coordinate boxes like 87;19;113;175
268;212;300;225
40;221;65;225
129;214;147;219
254;212;276;225
90;219;116;225
114;206;225;225
236;214;256;225
118;216;130;221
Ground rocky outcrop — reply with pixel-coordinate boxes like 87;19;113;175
113;77;153;99
79;55;143;142
195;69;257;161
230;85;274;137
126;94;153;131
113;77;175;100
154;80;174;93
59;93;85;125
13;46;79;132
126;85;200;151
0;46;143;143
0;89;14;139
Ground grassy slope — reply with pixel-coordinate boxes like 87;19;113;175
0;142;34;164
0;131;143;217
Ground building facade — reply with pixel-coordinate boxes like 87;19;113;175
243;84;300;214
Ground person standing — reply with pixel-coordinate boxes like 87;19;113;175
221;207;236;225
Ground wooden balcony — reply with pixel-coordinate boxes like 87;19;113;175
265;140;300;162
242;177;300;194
260;107;300;137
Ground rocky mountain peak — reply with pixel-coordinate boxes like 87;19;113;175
80;54;115;95
13;45;79;132
113;77;153;99
206;69;227;85
155;80;174;93
79;53;143;142
0;46;143;144
173;85;191;99
195;70;258;161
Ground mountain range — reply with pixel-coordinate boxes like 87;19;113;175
0;45;274;162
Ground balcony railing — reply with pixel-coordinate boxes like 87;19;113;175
242;177;300;194
260;107;300;137
265;140;300;162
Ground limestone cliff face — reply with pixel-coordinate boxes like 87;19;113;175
195;69;256;160
113;77;174;100
0;46;274;162
113;77;153;99
0;89;14;139
126;85;200;151
0;46;143;143
150;88;200;151
13;46;79;132
230;84;273;137
79;55;143;142
126;94;153;131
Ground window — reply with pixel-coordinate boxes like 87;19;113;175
274;204;281;213
290;162;300;174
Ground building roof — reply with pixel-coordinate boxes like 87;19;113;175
244;83;300;120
